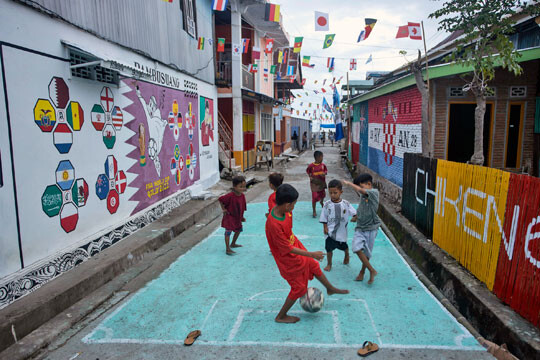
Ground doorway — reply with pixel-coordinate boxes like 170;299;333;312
447;103;493;165
505;102;524;168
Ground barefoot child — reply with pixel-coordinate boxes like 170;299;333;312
319;180;357;272
266;172;284;216
343;174;381;284
266;184;349;323
306;151;328;217
219;176;247;255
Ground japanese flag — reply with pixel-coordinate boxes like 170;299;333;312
408;22;422;40
315;11;329;31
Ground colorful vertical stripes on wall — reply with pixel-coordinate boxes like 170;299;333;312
402;154;540;328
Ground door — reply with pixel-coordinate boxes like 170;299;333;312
447;103;493;165
505;103;524;168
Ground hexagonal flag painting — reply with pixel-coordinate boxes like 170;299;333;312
60;202;78;233
170;158;177;175
91;104;106;131
107;189;120;214
111;106;123;130
66;101;84;131
95;174;110;200
115;171;127;194
55;160;75;191
53;123;73;154
72;178;89;207
34;99;56;132
102;123;116;149
105;155;118;179
48;77;69;109
100;87;114;112
41;185;63;217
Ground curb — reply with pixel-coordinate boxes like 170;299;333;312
378;200;540;360
0;196;223;356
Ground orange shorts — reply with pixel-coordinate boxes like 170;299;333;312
285;258;323;300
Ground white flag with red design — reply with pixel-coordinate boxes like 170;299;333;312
408;22;422;40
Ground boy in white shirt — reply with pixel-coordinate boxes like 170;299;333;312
319;180;357;271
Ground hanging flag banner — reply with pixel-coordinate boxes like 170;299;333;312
408;22;422;40
323;34;336;49
265;38;274;53
327;57;335;72
232;44;241;56
302;56;313;67
270;65;276;74
217;38;225;52
396;25;409;38
197;37;205;50
278;50;284;64
358;18;377;42
252;46;261;59
212;0;228;11
242;38;250;53
333;86;344;140
293;37;303;53
287;65;295;77
322;97;332;112
263;68;269;80
265;3;280;22
366;54;373;64
350;58;357;70
315;11;329;31
248;64;258;73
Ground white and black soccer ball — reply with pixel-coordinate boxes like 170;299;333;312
300;287;324;313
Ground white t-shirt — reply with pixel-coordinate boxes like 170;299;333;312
319;199;357;242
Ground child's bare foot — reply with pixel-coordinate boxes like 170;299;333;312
343;253;350;265
275;315;300;323
226;249;236;255
355;271;365;281
312;211;317;218
230;244;242;248
327;287;349;295
368;271;378;284
324;264;332;271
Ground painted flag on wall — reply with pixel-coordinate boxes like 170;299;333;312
350;58;357;70
302;56;311;67
242;38;250;53
408;22;422;40
252;46;261;59
56;161;75;190
315;11;329;31
293;37;303;53
366;54;372;64
396;25;408;38
287;65;294;77
217;38;225;52
265;38;274;53
197;37;205;50
265;3;280;22
66;101;83;131
270;65;276;74
248;64;258;73
212;0;228;11
327;57;335;72
323;34;335;49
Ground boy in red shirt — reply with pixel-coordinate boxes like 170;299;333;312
266;172;284;216
266;184;349;323
306;151;328;218
219;176;247;255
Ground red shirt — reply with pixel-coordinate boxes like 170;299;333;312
268;191;277;213
219;191;246;231
306;162;328;191
266;209;308;279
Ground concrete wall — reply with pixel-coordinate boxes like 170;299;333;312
0;0;219;309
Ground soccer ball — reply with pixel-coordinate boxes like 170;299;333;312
300;287;324;313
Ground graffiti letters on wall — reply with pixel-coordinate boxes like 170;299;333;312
124;80;200;215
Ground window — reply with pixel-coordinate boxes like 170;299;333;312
180;0;197;38
510;86;527;98
261;112;272;140
69;48;118;85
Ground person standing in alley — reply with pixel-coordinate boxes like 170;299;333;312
306;151;328;218
219;176;247;255
291;131;299;151
302;131;308;151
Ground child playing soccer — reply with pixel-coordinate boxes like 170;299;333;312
306;151;328;218
266;172;284;216
266;184;349;323
343;174;381;284
319;180;357;272
219;176;247;255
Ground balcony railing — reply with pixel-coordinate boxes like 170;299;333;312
242;64;254;90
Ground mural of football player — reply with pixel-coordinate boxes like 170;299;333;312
138;123;146;167
201;98;214;146
136;85;167;176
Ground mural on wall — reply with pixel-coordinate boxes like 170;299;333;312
33;77;85;153
200;97;214;146
352;102;369;166
41;160;89;233
90;86;124;150
367;88;422;186
124;80;200;215
95;155;127;214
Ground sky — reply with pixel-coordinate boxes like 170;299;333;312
276;0;449;120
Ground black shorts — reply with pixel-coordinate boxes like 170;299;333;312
325;236;348;252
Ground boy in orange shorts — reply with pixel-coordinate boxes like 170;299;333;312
265;184;349;323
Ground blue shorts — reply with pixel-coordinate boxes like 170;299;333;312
225;227;243;236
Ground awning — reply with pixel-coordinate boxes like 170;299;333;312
241;88;283;105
